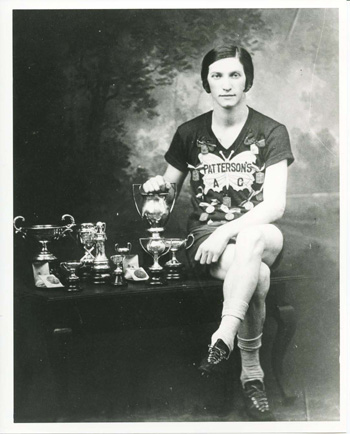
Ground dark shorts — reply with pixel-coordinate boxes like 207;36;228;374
186;222;284;278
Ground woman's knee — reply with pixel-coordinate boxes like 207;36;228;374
236;226;265;258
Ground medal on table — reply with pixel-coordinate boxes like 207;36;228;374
205;205;215;214
225;212;235;221
220;204;230;214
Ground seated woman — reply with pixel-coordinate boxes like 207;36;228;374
142;44;294;421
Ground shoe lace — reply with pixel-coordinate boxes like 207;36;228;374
207;344;227;364
246;383;270;412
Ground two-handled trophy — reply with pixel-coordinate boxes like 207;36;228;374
77;222;96;280
133;184;176;285
13;214;76;262
164;234;194;280
139;237;170;285
132;184;176;239
110;242;132;287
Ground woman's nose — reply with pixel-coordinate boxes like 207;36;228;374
222;78;232;91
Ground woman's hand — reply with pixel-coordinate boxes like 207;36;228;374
194;226;231;265
142;175;171;193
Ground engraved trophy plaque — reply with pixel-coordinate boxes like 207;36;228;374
60;260;82;292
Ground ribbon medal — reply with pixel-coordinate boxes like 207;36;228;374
222;195;232;208
243;201;254;211
197;137;216;155
250;144;259;155
192;169;200;181
257;138;266;148
255;172;265;184
244;130;256;146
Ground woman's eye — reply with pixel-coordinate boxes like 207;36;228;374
231;72;240;78
211;74;220;79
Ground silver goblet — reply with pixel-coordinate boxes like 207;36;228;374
60;260;82;292
139;237;170;285
110;242;132;287
165;234;194;280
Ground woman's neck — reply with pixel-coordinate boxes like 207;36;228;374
212;100;249;128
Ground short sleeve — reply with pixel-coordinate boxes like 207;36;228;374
164;129;189;173
264;125;294;168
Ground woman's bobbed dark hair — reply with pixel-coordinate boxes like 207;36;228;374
201;45;254;93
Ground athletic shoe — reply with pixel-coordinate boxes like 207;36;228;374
242;380;276;421
198;339;230;375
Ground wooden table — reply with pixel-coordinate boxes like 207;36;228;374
14;273;302;419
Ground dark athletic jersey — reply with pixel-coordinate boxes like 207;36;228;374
164;106;294;231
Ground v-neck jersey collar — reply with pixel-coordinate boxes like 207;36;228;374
205;106;254;153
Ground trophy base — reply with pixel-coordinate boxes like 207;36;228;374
66;277;82;292
34;252;58;262
111;273;128;287
165;263;185;280
78;263;92;281
148;268;166;286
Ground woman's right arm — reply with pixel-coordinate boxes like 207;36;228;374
142;164;187;196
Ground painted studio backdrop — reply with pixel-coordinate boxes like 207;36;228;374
13;9;339;422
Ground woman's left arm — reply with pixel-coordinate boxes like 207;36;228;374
194;159;288;264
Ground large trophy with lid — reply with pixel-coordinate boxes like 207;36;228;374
133;183;176;285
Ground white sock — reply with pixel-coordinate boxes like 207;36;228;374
237;333;264;386
210;298;249;353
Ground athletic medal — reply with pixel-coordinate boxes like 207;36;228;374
192;169;200;181
244;201;254;210
257;138;266;148
250;144;259;155
205;205;215;214
199;212;209;222
220;204;230;213
225;213;235;221
201;144;209;154
255;172;265;184
222;195;231;208
244;131;256;146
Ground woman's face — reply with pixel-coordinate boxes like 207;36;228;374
207;57;247;109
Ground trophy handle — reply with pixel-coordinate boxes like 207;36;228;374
159;244;171;258
132;184;143;217
114;243;119;253
139;238;151;257
13;216;26;236
127;242;132;252
61;214;76;236
185;233;195;250
60;262;70;272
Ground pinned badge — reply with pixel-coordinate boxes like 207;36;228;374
222;195;232;208
199;212;209;222
250;144;259;155
197;137;216;154
205;205;215;214
257;138;266;148
255;172;265;184
243;201;254;210
192;169;200;181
